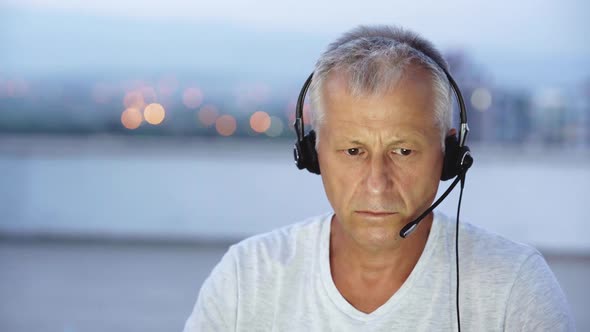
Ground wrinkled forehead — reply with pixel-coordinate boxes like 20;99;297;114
322;63;434;100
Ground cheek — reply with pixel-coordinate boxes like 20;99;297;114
394;154;443;200
408;157;443;200
318;153;360;209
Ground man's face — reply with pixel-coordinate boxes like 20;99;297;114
317;66;445;250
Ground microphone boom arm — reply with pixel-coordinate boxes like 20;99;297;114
399;175;462;238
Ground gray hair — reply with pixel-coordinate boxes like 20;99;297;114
309;25;453;150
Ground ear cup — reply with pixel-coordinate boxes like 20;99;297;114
441;135;473;180
441;135;460;180
293;130;321;174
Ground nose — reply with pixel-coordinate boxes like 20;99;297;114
365;154;393;195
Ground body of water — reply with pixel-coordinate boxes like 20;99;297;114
0;135;589;253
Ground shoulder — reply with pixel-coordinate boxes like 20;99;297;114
229;212;331;268
433;212;547;293
433;214;574;329
464;221;538;261
183;213;333;331
504;252;575;330
435;213;540;271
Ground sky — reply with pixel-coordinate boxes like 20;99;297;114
0;0;589;90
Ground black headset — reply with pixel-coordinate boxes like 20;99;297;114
293;69;472;180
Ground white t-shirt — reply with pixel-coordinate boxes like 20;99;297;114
183;212;575;331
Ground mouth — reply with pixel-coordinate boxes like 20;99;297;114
355;210;397;217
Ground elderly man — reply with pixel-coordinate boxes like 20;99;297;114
184;25;574;331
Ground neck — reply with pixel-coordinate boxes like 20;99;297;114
328;213;434;313
330;213;433;281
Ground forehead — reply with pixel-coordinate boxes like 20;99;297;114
320;66;439;137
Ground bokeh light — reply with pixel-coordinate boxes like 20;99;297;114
197;104;219;127
471;88;492;112
123;90;145;109
215;115;237;136
265;116;284;137
249;110;271;133
144;103;166;125
182;87;203;109
121;108;143;130
140;86;157;105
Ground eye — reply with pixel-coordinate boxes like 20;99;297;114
393;148;413;156
345;148;363;156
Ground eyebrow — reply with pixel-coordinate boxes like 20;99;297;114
337;134;425;146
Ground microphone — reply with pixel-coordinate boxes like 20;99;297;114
399;153;473;238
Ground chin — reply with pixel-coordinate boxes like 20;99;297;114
346;215;402;248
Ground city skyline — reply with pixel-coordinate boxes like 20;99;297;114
1;1;589;91
1;2;588;145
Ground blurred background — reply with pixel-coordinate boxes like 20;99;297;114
0;0;588;331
